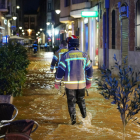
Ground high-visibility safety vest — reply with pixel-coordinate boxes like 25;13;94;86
50;47;68;70
55;47;93;89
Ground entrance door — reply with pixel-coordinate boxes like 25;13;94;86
121;18;129;66
103;12;107;67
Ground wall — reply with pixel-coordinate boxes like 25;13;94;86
60;0;70;18
98;0;137;72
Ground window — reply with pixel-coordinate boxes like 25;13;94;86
0;0;5;9
25;31;28;36
24;24;28;29
30;24;35;29
72;0;88;4
136;0;140;50
48;3;51;11
112;10;115;49
24;17;29;22
65;0;70;7
30;17;35;22
31;31;35;36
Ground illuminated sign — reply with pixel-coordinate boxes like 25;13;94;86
118;2;129;18
2;36;8;43
4;19;7;25
81;11;98;17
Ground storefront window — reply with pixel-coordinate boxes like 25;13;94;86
136;0;140;50
112;10;115;49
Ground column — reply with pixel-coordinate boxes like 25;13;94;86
72;22;74;35
88;18;96;65
80;18;84;52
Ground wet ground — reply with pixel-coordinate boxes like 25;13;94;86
13;50;140;140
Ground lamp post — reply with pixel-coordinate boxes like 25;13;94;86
16;6;20;9
55;10;61;14
46;22;50;25
12;15;17;20
46;22;55;48
19;26;22;30
11;5;20;35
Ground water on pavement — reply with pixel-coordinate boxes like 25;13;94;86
12;50;140;140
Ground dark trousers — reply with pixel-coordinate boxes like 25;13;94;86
65;88;86;120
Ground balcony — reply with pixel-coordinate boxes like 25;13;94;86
0;0;8;12
72;0;89;4
70;1;91;18
71;1;91;11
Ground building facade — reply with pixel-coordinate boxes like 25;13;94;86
59;0;140;70
0;0;22;44
23;14;37;40
37;0;47;44
98;0;140;73
60;0;99;65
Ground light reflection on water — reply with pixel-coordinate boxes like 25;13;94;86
12;53;140;140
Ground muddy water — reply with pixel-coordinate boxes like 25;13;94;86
12;52;140;140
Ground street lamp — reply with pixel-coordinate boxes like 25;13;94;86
19;26;22;30
27;29;32;36
40;28;42;31
55;10;61;14
12;16;17;20
46;22;50;25
16;6;20;9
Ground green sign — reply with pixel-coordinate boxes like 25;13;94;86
81;11;98;17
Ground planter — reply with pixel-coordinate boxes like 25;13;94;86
0;95;13;104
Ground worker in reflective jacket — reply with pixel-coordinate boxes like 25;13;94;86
50;40;68;75
54;35;93;125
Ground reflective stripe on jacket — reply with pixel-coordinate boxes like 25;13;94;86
50;47;68;70
55;48;93;89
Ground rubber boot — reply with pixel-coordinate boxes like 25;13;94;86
77;99;86;118
71;114;76;125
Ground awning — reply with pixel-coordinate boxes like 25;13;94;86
70;5;98;18
9;36;25;40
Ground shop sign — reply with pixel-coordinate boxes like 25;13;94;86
118;2;129;18
4;19;7;25
2;35;8;43
81;11;98;17
60;30;65;34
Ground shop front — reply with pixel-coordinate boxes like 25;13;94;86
70;6;99;66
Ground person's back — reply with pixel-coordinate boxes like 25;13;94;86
55;35;93;125
33;42;38;53
50;40;68;72
59;48;91;89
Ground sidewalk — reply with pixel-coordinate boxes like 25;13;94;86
12;51;140;140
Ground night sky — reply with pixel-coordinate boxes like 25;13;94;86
23;0;40;14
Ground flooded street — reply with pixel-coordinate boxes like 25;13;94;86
13;51;140;140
